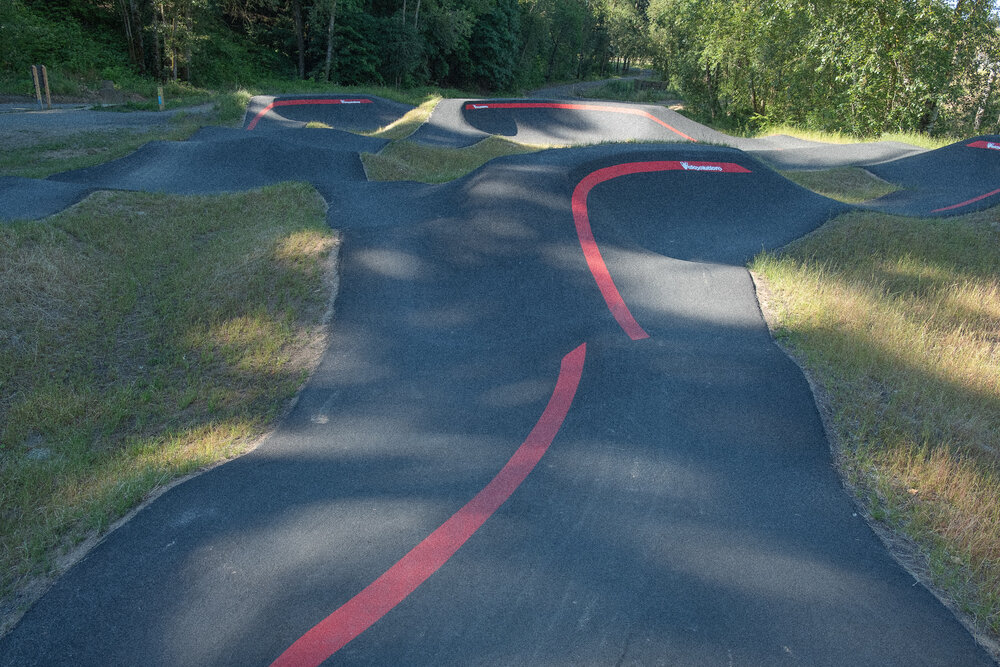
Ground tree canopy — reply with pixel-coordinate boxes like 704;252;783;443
1;0;998;135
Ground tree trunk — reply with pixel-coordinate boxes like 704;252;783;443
292;0;306;79
974;70;996;133
132;0;147;74
151;1;163;80
919;99;940;133
118;0;139;66
183;3;192;82
171;16;178;82
413;0;421;29
324;0;338;82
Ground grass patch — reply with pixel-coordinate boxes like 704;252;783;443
780;167;900;203
751;207;1000;638
0;183;336;620
365;96;441;140
0;123;202;179
581;78;681;104
759;124;956;150
362;135;541;183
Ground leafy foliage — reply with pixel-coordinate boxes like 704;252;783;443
3;0;997;138
649;0;1000;136
1;0;637;94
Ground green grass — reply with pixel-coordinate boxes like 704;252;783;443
362;135;542;183
751;207;1000;639
0;123;202;179
759;124;956;150
780;167;900;203
0;183;336;623
0;89;252;180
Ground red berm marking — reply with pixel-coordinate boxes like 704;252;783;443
246;98;373;130
464;102;697;142
967;140;1000;151
572;160;751;340
270;343;588;667
931;188;1000;212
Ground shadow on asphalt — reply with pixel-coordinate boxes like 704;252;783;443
0;100;997;666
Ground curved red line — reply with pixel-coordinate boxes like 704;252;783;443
465;102;696;142
572;161;750;340
270;343;587;667
246;98;373;131
931;188;1000;212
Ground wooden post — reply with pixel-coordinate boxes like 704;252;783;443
41;65;52;109
157;86;165;111
31;65;43;110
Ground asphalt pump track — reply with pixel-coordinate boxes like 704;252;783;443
0;97;998;666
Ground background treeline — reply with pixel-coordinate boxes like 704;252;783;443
0;0;642;93
648;0;1000;136
1;0;998;136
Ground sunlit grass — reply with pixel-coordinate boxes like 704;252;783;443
780;167;900;203
879;131;956;150
0;183;336;621
759;124;955;149
751;207;1000;636
362;135;541;183
366;96;441;140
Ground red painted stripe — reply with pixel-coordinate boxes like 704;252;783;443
465;102;697;142
931;188;1000;212
246;98;373;130
270;343;587;667
572;160;751;340
967;140;1000;151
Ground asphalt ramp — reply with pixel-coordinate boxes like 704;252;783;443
410;98;728;148
865;135;1000;215
47;126;384;199
0;177;92;222
242;94;413;132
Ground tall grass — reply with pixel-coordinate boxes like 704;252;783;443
759;124;956;149
751;207;1000;638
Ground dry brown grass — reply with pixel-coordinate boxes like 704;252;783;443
751;206;1000;640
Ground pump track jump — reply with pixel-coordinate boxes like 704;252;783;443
1;93;998;666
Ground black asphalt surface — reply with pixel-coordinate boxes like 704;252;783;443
408;98;926;171
242;94;413;132
864;135;1000;215
46;127;384;201
1;98;997;666
740;138;926;170
0;176;92;220
0;104;213;133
